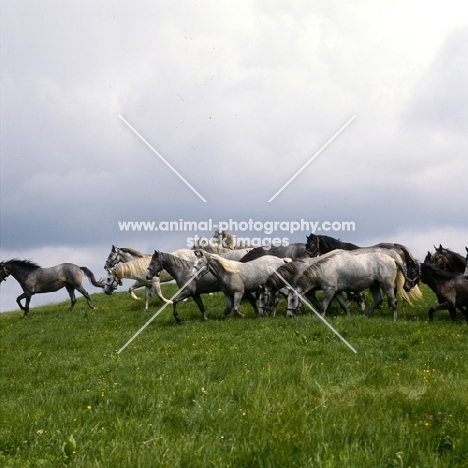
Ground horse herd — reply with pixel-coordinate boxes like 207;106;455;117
1;232;468;322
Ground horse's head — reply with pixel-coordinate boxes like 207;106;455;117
191;250;209;279
0;262;10;283
104;267;122;295
104;245;120;269
258;284;277;317
286;287;302;318
305;234;320;257
146;251;163;279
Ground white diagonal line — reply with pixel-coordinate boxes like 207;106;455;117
269;266;357;353
118;114;207;202
117;267;206;354
268;115;356;202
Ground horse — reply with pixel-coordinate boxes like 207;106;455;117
191;250;288;317
103;245;195;305
0;259;104;318
193;243;252;260
420;263;468;321
212;230;246;249
104;256;174;309
305;234;422;300
146;250;220;323
258;251;369;317
239;243;306;263
288;251;411;320
427;244;467;274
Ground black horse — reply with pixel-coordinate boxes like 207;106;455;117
305;234;421;293
426;244;467;274
0;259;104;318
239;243;306;263
420;262;468;321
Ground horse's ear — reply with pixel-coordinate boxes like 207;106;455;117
112;245;116;251
466;246;468;253
437;244;443;252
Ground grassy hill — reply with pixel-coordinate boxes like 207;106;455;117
1;284;468;467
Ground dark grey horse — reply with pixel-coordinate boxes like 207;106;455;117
239;243;306;263
146;250;221;323
420;262;468;321
0;259;104;318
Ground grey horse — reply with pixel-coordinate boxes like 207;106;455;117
191;249;288;318
0;259;104;318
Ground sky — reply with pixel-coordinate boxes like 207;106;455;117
1;1;467;313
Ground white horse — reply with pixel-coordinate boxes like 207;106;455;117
192;250;288;317
103;245;195;308
288;250;411;320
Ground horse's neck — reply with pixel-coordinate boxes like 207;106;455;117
162;254;190;278
207;257;228;278
6;263;35;284
116;259;147;279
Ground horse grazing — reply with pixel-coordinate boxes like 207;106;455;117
420;263;468;321
192;250;287;317
239;243;306;263
146;250;220;323
103;245;195;306
289;251;410;320
0;259;104;318
305;234;422;301
427;244;467;274
258;251;368;317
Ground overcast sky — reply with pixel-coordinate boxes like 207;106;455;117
1;1;467;312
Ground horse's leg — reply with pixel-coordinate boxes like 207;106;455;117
16;292;31;318
151;277;173;305
381;282;397;320
305;290;322;314
334;292;350;316
144;285;155;310
129;281;143;300
233;292;245;317
365;284;384;317
75;285;95;309
65;285;77;310
270;292;280;317
321;288;336;316
192;294;208;320
428;301;452;321
243;292;258;315
222;294;234;317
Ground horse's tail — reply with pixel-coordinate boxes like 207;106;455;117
408;283;423;302
81;267;105;288
395;261;411;304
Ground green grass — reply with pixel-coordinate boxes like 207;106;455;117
2;284;468;467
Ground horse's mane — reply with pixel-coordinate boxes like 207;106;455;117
318;235;359;252
296;256;334;290
265;261;299;290
208;253;240;274
119;247;146;258
239;247;266;263
161;252;192;269
4;259;41;270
